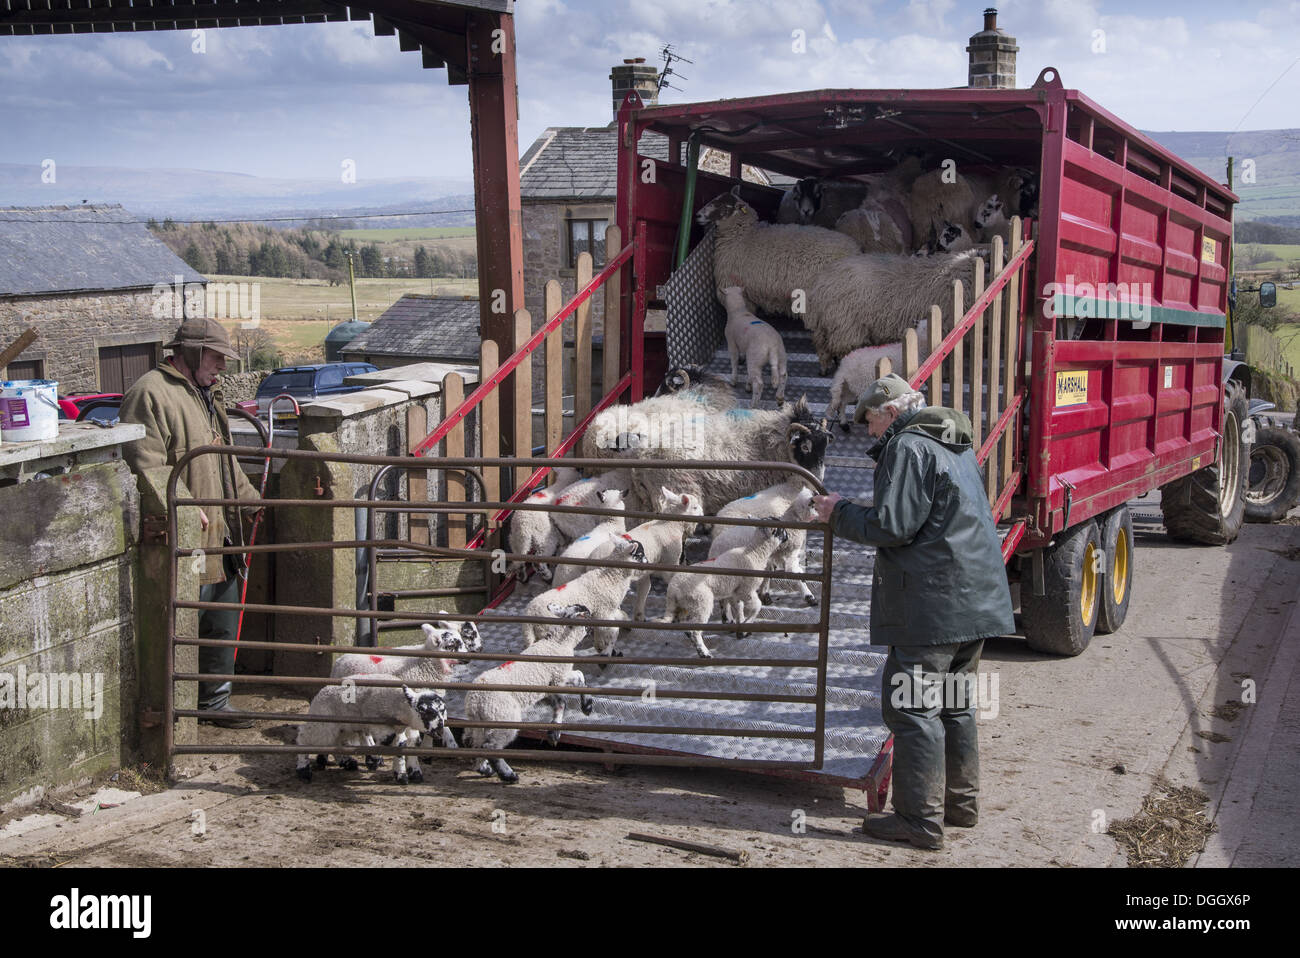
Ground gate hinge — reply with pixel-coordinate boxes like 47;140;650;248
142;515;170;544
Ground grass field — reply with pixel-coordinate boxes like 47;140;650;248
338;227;476;242
209;273;479;364
1248;243;1300;272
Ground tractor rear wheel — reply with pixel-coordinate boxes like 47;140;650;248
1022;519;1102;656
1160;379;1248;545
1243;425;1300;523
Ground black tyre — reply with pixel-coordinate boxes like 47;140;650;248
1022;519;1102;656
1160;379;1248;545
1244;424;1300;523
1095;506;1134;635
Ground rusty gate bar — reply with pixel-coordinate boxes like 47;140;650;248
166;446;836;774
365;460;491;645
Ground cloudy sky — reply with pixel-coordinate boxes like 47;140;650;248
1;0;1297;183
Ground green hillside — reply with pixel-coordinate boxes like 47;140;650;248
1144;129;1300;224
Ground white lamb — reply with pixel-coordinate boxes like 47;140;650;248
823;316;933;430
698;186;859;322
550;500;628;588
505;465;582;582
520;535;647;652
295;682;448;785
548;476;628;541
463;602;596;784
713;482;820;606
660;525;790;658
720;285;787;406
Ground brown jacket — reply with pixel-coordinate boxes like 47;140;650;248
120;360;262;585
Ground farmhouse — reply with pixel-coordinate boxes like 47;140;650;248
0;204;206;393
340;294;482;369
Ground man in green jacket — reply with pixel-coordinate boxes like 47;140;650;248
813;374;1014;850
120;318;263;728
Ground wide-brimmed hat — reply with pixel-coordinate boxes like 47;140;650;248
164;317;239;360
854;373;914;423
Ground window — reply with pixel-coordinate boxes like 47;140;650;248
317;367;344;390
567;219;608;269
4;359;44;381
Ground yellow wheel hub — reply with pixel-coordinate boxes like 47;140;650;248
1081;542;1098;626
1112;528;1129;606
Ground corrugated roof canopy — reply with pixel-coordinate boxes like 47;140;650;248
0;205;206;297
0;0;512;81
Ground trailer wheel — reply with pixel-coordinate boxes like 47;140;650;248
1159;379;1248;545
1095;506;1134;635
1244;425;1300;523
1022;519;1101;656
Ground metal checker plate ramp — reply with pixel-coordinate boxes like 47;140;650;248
444;323;895;786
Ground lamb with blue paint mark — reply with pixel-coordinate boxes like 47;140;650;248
721;285;787;407
520;535;647;652
711;485;819;607
551;499;628;587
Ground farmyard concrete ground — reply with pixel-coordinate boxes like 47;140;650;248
2;509;1296;868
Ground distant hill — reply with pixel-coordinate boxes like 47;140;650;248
0;163;476;226
1142;129;1300;224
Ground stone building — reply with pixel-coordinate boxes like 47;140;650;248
341;294;482;369
0;205;205;394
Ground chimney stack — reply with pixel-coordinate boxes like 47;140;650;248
967;8;1018;89
610;57;659;119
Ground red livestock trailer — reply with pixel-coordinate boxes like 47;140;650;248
611;66;1246;656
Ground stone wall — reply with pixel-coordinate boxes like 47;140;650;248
0;288;177;394
522;200;611;336
0;459;141;806
217;370;269;405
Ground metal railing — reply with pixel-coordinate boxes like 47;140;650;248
165;446;836;773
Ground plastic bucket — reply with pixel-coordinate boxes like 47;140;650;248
0;380;61;443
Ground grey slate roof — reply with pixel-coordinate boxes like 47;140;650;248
0;205;206;298
340;295;481;364
519;127;787;199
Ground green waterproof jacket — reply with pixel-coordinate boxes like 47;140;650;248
831;406;1015;647
120;361;262;585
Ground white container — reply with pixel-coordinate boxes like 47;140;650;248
0;379;61;443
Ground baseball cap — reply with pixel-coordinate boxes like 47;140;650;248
163;317;239;360
854;373;914;423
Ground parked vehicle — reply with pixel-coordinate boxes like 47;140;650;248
614;67;1246;656
1244;399;1300;522
253;363;378;421
57;392;122;421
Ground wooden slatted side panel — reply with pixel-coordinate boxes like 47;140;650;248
574;252;594;427
512;309;532;491
970;257;985;452
603;225;622;399
985;235;1006;503
927;305;942;406
406;405;429;545
479;340;501;539
1001;219;1023;516
442;371;467;550
544;280;563;465
950;283;964;430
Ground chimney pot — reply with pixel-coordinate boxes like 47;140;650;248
984;8;997;31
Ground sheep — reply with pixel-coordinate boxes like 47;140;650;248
775;177;820;224
550;484;626;543
520;535;647;652
802;250;979;374
504;465;583;582
906;168;978;248
808;179;871;229
833;200;908;254
463;602;596;784
660;525;790;658
654;365;735;402
823;314;934;430
551;499;628;588
582;391;832;516
581;486;705;626
711;486;819;607
698;186;859;321
721;285;787;406
295;682;448;785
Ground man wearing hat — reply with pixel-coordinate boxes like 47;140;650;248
120;317;263;728
812;374;1014;850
